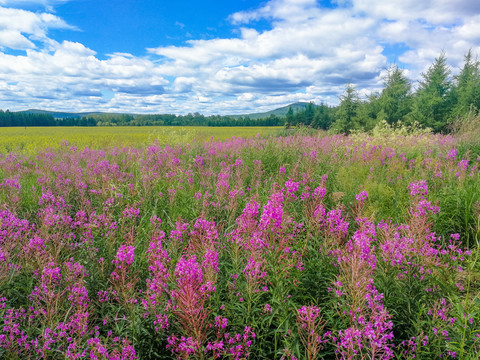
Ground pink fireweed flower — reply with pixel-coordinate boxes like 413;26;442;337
300;186;311;201
193;217;219;243
458;159;469;171
194;155;204;166
122;206;140;219
296;305;328;359
0;297;6;310
167;335;199;356
325;209;349;238
150;215;162;226
259;191;285;230
450;233;460;241
297;305;321;325
215;316;228;329
114;244;135;265
408;180;428;197
356;191;368;202
263;303;273;314
234;200;259;235
97;290;109;303
313;186;327;200
285;179;300;199
243;257;267;290
0;175;21;190
446;148;457;159
202;248;219;275
174;256;203;288
411;199;440;217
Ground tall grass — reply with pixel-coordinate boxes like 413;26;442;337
0;128;479;359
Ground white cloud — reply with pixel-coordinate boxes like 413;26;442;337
0;38;170;112
352;0;480;24
0;29;35;49
230;0;321;24
0;6;74;50
0;0;480;114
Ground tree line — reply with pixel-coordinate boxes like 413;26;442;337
0;110;58;127
89;113;283;127
0;111;98;127
0;110;284;128
287;50;480;133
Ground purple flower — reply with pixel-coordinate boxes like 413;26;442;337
356;191;368;202
114;244;135;265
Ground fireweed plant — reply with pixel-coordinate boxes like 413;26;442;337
0;131;479;359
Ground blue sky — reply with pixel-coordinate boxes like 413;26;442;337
0;0;479;115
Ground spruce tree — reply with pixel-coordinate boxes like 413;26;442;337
452;49;480;118
411;52;453;132
378;65;412;124
333;84;361;133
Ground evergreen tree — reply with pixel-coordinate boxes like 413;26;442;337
312;103;334;130
285;106;294;128
377;65;412;124
333;84;361;133
452;49;480;118
411;52;453;132
303;102;315;126
356;93;382;131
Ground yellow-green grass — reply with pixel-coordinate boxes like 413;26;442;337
0;126;282;154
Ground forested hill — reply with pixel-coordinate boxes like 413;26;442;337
231;102;316;119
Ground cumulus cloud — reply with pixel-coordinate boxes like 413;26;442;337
0;6;74;50
0;38;170;112
230;0;321;25
352;0;480;24
0;0;480;114
0;29;35;50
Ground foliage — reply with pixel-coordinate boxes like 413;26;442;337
332;84;362;133
451;50;480;119
409;52;453;132
0;129;479;359
0;110;57;127
377;65;412;125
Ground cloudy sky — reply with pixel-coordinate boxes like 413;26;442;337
0;0;479;115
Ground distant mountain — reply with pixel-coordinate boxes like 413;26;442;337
232;102;317;119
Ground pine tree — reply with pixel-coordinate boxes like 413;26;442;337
378;65;412;124
411;52;453;132
333;84;361;133
452;49;480;118
312;103;334;130
285;106;294;129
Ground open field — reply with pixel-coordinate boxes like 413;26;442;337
0;130;479;359
0;126;283;154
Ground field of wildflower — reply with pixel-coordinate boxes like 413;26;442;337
0;126;282;154
0;127;479;359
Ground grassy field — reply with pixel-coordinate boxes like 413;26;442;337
0;126;282;154
0;127;479;359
